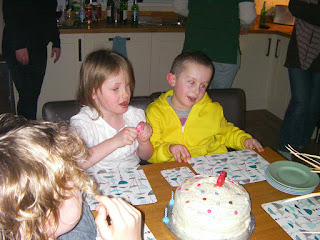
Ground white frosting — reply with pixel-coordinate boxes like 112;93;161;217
172;175;251;240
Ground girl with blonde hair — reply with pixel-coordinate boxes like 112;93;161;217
71;49;153;173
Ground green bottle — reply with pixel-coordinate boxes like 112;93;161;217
131;0;139;26
120;0;128;24
259;1;267;27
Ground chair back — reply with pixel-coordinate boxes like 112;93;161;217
42;88;246;129
207;88;246;129
42;100;81;122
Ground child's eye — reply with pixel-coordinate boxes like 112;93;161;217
125;83;130;88
201;84;207;89
113;88;118;91
189;81;195;85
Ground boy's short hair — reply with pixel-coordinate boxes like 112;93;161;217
0;114;97;240
77;49;135;115
170;50;214;79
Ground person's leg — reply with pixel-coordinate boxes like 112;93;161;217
9;46;47;120
279;68;311;153
59;202;97;240
210;52;240;89
301;71;320;146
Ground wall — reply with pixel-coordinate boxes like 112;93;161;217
255;0;289;15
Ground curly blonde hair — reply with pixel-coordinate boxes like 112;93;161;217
77;49;135;118
0;114;98;240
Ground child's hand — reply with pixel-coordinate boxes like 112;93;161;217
136;122;153;142
169;144;191;163
243;138;264;152
115;127;138;148
95;195;142;240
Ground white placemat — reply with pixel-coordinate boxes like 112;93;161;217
262;196;320;240
188;150;270;184
87;166;157;210
160;167;195;187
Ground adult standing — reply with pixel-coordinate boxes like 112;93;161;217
278;0;320;159
2;0;61;120
173;0;256;89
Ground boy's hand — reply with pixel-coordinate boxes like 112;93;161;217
244;138;264;152
95;195;142;240
114;127;138;148
136;122;153;142
169;144;191;163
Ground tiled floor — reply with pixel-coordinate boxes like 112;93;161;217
245;109;320;156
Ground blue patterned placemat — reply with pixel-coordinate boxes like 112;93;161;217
87;166;157;210
188;150;270;184
160;167;195;187
262;197;320;240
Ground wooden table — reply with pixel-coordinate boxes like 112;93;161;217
93;147;320;239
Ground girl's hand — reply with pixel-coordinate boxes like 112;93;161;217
95;196;142;240
169;144;191;162
136;122;153;142
114;127;138;148
244;138;264;152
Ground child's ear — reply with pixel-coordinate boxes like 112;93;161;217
92;90;97;100
167;73;176;87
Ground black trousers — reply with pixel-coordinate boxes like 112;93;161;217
7;45;48;120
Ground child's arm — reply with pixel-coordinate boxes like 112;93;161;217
79;127;138;169
136;122;154;160
95;195;142;240
243;138;264;152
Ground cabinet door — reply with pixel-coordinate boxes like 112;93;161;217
84;33;152;96
150;33;185;93
267;35;290;119
37;34;84;119
233;34;276;111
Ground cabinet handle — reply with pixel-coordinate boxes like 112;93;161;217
266;38;272;57
78;39;82;62
275;39;280;58
108;37;131;41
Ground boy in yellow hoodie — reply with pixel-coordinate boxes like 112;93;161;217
146;51;264;163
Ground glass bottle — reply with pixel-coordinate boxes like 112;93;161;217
106;0;114;23
131;0;139;26
119;0;128;24
259;1;267;27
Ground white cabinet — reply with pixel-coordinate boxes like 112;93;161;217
150;32;185;93
83;33;152;96
267;35;291;119
37;33;84;119
233;33;290;119
233;34;275;110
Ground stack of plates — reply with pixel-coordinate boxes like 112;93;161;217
265;161;320;195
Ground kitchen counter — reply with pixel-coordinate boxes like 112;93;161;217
60;18;293;36
249;19;293;37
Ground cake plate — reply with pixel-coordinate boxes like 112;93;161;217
162;200;256;240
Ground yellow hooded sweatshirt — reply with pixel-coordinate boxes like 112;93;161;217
146;90;252;163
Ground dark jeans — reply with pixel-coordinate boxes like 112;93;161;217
7;46;47;120
279;68;320;152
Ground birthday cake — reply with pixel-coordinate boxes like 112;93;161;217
171;175;252;240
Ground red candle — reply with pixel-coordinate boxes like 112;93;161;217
214;171;226;187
